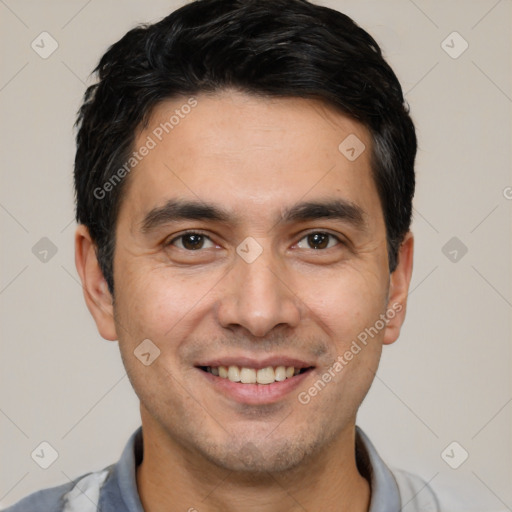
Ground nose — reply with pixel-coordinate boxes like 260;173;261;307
216;248;302;337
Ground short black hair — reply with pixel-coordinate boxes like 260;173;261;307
74;0;416;295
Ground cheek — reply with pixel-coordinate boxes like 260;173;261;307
113;263;221;352
301;263;388;341
298;265;387;395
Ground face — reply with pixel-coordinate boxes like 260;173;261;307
77;90;413;474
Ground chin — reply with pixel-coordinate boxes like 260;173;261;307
198;434;322;474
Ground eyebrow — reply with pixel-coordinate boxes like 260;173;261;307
140;197;367;234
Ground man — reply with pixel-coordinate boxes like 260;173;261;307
5;0;440;510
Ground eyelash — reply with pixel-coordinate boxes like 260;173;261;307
165;230;215;250
165;230;344;251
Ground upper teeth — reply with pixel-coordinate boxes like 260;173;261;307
206;365;301;384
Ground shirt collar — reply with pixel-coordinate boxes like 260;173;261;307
355;425;402;512
111;425;401;511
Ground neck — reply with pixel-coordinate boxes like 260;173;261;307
136;416;371;512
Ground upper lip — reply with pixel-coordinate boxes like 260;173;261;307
195;356;315;370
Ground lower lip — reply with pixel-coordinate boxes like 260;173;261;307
197;368;314;405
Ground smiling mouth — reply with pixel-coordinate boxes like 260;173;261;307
197;365;314;385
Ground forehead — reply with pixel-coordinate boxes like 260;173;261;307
120;90;381;229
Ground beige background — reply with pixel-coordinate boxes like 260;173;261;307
1;0;511;510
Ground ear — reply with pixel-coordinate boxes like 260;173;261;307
382;231;414;345
74;224;118;341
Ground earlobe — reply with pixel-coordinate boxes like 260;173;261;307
382;231;414;346
74;225;118;341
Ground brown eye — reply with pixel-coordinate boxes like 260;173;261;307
169;232;215;250
296;232;340;250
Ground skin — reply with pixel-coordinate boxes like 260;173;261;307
75;89;414;512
